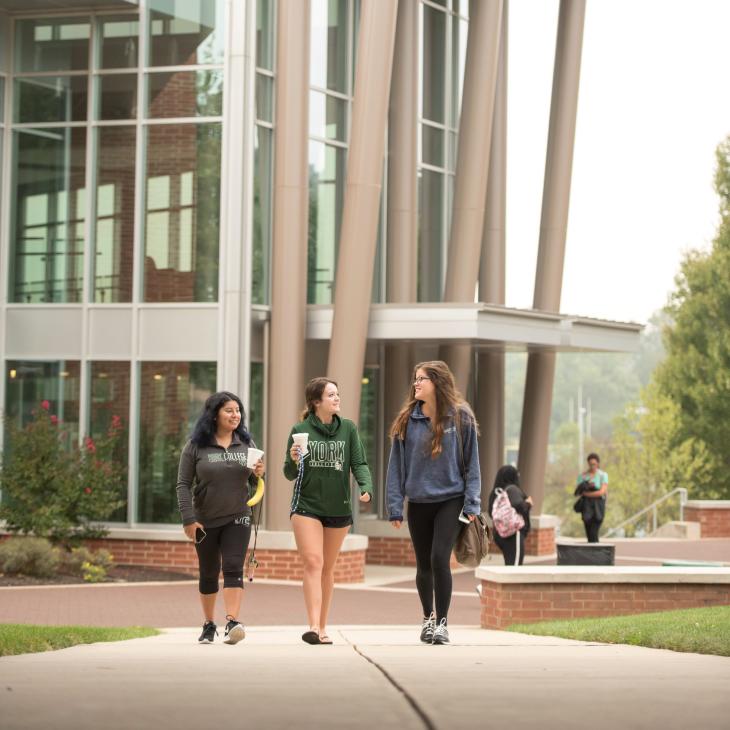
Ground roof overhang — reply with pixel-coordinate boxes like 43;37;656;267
304;303;643;353
0;0;136;12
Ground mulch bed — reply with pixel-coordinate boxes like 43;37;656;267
0;565;195;587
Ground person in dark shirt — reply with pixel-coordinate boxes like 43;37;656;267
177;391;264;645
488;465;532;566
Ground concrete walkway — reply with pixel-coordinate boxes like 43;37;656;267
2;626;729;730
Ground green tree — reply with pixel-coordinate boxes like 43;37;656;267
603;382;715;533
652;137;730;499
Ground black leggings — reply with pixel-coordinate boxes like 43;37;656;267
495;530;526;566
584;520;602;543
407;496;463;621
195;518;252;594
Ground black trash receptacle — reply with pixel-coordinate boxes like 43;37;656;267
557;542;615;566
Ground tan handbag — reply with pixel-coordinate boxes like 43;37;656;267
454;513;490;567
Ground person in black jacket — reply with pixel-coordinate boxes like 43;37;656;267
177;391;264;645
488;465;532;566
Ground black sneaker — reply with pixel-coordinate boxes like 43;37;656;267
420;612;436;643
431;618;449;645
223;619;246;645
198;620;218;644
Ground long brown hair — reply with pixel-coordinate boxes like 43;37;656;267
389;360;477;457
300;377;338;420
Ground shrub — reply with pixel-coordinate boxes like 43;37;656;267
65;547;114;582
0;537;61;578
80;562;107;583
0;402;126;546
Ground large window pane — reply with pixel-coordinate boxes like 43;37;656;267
147;69;223;118
137;361;216;523
14;76;87;124
15;18;90;73
256;0;275;71
311;0;349;93
90;362;130;520
255;74;273;123
98;15;139;69
1;15;8;72
11;128;86;303
422;5;446;124
5;361;81;447
148;0;224;67
422;124;445;168
97;74;137;120
95;126;136;302
308;141;346;304
418;170;444;302
253;126;272;305
358;366;379;517
143;123;221;302
451;16;468;127
249;361;264;449
309;90;346;142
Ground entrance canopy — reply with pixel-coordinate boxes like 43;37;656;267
307;303;642;353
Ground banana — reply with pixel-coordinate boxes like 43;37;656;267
247;477;265;507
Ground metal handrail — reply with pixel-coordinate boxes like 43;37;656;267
604;487;688;538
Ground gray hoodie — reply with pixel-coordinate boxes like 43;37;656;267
176;432;259;528
386;403;481;521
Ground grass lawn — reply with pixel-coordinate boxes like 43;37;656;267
0;624;159;657
507;605;730;657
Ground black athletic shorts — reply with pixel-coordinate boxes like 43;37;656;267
290;509;353;529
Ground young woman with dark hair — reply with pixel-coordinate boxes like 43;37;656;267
386;361;481;645
488;464;532;566
284;377;373;645
176;391;264;645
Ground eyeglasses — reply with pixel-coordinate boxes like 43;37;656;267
413;376;431;385
195;528;207;545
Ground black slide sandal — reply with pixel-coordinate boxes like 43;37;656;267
301;630;321;644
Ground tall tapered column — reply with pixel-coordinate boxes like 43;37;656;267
384;0;418;434
518;0;586;514
476;0;508;504
326;0;399;422
440;0;503;395
267;0;311;530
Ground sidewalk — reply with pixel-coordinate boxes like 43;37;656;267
2;626;729;730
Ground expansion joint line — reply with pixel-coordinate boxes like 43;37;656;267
350;643;437;730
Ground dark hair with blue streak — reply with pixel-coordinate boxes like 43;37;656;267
190;391;252;447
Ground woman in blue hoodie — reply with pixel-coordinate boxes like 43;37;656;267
386;360;481;645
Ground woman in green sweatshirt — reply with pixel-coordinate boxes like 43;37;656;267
284;377;373;645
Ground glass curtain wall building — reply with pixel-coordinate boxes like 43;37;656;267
1;0;639;536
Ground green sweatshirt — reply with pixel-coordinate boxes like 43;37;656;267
283;413;373;517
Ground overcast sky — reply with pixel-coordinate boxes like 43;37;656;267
505;0;730;324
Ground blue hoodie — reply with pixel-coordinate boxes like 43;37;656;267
386;403;481;520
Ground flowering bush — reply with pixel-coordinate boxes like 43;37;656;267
0;402;126;545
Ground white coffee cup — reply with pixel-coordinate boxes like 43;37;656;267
292;433;309;455
247;447;264;466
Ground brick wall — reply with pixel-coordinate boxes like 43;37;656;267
366;536;417;566
82;538;365;583
365;536;460;569
480;581;730;629
685;505;730;538
524;526;555;556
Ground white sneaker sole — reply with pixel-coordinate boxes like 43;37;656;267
224;624;246;644
198;637;215;644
